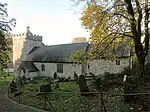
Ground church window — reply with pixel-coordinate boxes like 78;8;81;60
41;64;45;71
116;60;120;65
57;64;63;73
88;64;90;69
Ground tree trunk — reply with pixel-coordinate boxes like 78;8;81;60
137;55;145;86
134;39;146;86
81;64;87;76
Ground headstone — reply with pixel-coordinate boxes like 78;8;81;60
14;92;22;97
26;78;30;83
54;81;59;89
35;89;38;92
104;72;110;80
28;87;34;91
22;75;27;83
95;77;101;90
16;77;24;87
58;77;65;82
9;80;17;92
74;72;78;84
78;75;91;96
89;72;97;80
40;84;51;92
47;77;52;84
123;75;129;103
33;76;41;81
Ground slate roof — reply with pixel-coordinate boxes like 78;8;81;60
18;61;39;72
104;41;131;58
90;41;131;58
24;42;89;62
23;41;131;64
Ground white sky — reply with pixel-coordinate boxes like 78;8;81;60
3;0;90;45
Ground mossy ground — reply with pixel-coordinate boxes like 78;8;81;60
8;79;133;112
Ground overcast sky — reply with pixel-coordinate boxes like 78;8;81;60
3;0;90;45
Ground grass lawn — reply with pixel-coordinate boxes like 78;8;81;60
0;75;14;87
9;79;133;112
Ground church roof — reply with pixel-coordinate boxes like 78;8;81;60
18;61;39;72
23;42;89;63
23;41;131;63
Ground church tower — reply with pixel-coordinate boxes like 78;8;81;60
12;26;44;71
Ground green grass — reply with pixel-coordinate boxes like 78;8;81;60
0;75;14;87
9;80;133;112
0;81;9;86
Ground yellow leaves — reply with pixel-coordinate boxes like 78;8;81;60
80;3;133;59
80;3;110;45
80;3;105;30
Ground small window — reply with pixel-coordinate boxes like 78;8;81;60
116;60;120;65
41;64;45;71
88;64;90;69
57;64;63;73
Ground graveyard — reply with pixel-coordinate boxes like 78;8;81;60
7;73;133;112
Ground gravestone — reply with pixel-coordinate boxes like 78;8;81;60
54;81;59;89
40;84;52;92
95;77;101;90
9;80;17;92
16;77;24;87
89;72;97;80
123;75;130;103
28;87;34;91
78;75;91;96
14;91;22;97
22;75;27;83
74;72;78;84
47;77;52;84
58;77;65;82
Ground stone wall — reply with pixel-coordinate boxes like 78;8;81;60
30;59;130;78
34;62;82;78
87;59;130;75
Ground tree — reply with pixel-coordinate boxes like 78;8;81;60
72;0;150;86
80;3;112;59
0;2;16;71
0;31;12;70
0;3;16;32
80;2;133;60
70;49;87;75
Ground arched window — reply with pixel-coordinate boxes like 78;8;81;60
88;64;90;69
41;64;45;71
116;60;120;65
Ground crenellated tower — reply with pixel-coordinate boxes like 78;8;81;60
12;26;44;71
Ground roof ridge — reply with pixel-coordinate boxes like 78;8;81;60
27;46;40;55
44;42;89;47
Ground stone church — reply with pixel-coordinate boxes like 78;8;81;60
12;26;132;79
